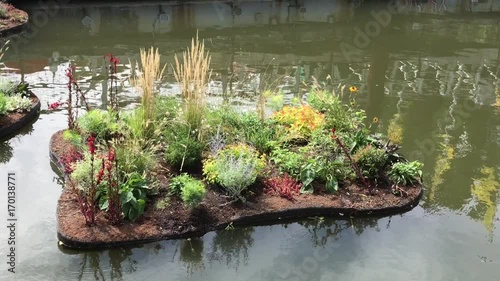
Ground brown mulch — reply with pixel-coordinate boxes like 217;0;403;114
0;5;28;31
0;95;39;128
51;132;423;248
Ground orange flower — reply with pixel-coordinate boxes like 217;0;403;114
373;117;379;123
349;86;358;93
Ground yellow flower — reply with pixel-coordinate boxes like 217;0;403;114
349;86;358;93
373;117;379;123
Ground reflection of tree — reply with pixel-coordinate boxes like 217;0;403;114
180;238;205;275
209;227;254;270
469;166;499;238
59;246;138;281
298;216;386;247
108;247;138;279
0;140;13;163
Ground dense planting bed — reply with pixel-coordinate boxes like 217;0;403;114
51;130;423;249
49;44;425;249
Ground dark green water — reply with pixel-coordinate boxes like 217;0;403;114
0;1;499;280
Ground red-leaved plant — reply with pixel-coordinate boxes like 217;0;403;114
264;173;302;201
104;54;120;111
71;135;100;226
100;147;122;224
59;148;83;174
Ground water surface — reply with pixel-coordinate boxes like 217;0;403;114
0;1;499;280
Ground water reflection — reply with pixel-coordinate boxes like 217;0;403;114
0;1;499;280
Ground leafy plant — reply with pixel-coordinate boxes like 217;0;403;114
5;96;31;112
169;173;194;196
119;173;150;221
353;144;388;181
62;130;83;148
272;105;325;139
77;109;119;140
0;93;7;115
68;136;102;226
263;173;302;201
308;89;366;134
180;178;206;208
388;161;423;186
269;147;306;178
164;123;206;171
203;144;265;202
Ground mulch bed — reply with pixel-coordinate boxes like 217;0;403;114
50;131;423;249
0;5;28;36
0;93;41;139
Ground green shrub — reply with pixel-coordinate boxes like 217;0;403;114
77;109;119;140
62;130;83;148
0;93;7;115
116;142;157;179
70;152;103;192
353;145;388;180
0;80;29;98
388;161;423;186
119;173;150;221
269;147;307;178
164;124;206;171
203;144;265;201
169;174;206;207
180;179;206;208
169;173;193;196
308;89;366;133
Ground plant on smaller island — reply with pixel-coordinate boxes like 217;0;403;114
263;173;302;201
388;161;423;187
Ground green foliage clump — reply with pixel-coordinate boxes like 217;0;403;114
77;109;119;139
0;80;30;98
70;152;103;192
308;89;366;133
203;144;265;201
388;161;423;186
269;147;307;178
0;93;7;115
164;123;205;171
5;96;31;112
207;108;280;154
114;138;157;180
169;174;206;208
353;145;388;180
62;130;83;148
118;173;150;221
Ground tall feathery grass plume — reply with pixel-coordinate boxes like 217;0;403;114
174;33;212;137
131;47;166;138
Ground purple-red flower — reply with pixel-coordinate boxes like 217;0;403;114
87;135;96;155
330;128;336;140
48;101;65;110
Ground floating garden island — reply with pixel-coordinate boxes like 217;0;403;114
50;40;423;249
0;79;40;139
0;2;28;36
